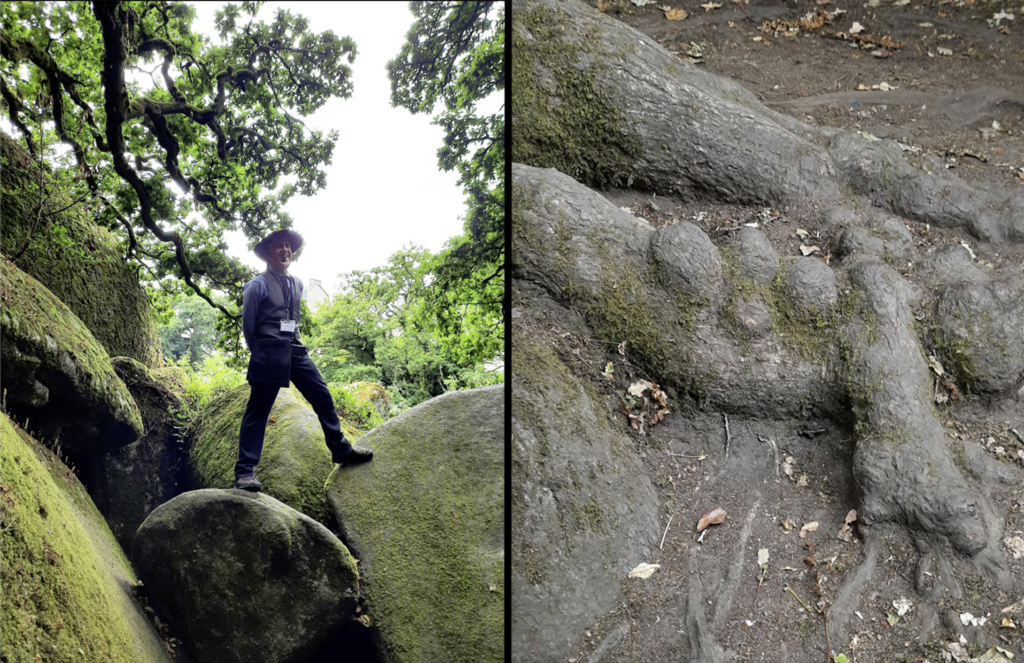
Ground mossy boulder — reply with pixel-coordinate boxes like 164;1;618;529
0;413;173;663
1;256;143;456
84;357;190;554
326;385;504;663
189;384;347;525
349;381;392;418
133;489;359;663
0;132;163;368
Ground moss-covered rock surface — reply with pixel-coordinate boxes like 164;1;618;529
0;413;173;663
85;357;189;554
189;383;348;525
0;132;163;369
349;380;392;418
326;385;505;663
1;256;143;456
133;489;359;663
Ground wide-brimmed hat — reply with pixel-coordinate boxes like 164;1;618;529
254;229;303;260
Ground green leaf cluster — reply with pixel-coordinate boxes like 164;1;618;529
306;246;503;411
1;1;357;347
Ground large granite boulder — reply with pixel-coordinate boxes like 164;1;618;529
133;489;359;663
0;132;164;368
326;385;505;663
0;413;173;663
189;384;351;525
1;256;143;456
84;357;190;554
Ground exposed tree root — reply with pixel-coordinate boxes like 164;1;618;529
512;0;1024;660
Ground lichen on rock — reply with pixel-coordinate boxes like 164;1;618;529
133;489;358;663
1;256;143;456
189;383;348;525
0;413;172;663
0;132;164;369
326;385;504;663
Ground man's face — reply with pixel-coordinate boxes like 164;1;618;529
266;238;292;274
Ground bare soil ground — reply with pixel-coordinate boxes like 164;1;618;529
546;2;1024;661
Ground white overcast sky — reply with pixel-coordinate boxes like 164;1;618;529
188;1;474;293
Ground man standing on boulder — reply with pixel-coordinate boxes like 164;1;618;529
234;228;373;491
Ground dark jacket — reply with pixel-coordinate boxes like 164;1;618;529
242;271;304;386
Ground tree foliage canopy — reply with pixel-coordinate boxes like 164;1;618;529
305;246;502;406
1;1;356;335
387;1;505;365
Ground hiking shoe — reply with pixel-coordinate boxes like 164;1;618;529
234;475;262;492
333;447;374;466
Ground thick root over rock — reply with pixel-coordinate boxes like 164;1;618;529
513;0;1024;243
512;0;1024;659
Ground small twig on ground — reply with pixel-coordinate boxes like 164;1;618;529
724;413;731;459
785;583;812;612
1013;428;1024;444
734;0;756;24
660;513;674;550
752;562;768;606
757;434;780;478
664;450;705;458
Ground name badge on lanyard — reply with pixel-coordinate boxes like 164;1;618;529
280;319;297;333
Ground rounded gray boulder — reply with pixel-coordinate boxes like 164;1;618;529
133;489;359;663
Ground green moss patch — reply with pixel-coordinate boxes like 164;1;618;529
1;133;163;368
511;3;642;187
189;384;356;525
1;256;143;454
327;386;504;663
0;413;170;662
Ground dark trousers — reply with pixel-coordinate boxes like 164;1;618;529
235;352;352;479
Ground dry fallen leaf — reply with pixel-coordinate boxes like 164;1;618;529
937;46;953;55
850;21;865;33
1002;617;1017;629
629;562;661;578
799;521;819;538
845;509;857;525
702;1;722;10
628;380;651;397
782;518;797;531
598;0;613;11
837;523;853;542
665;7;688;19
697;507;728;531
